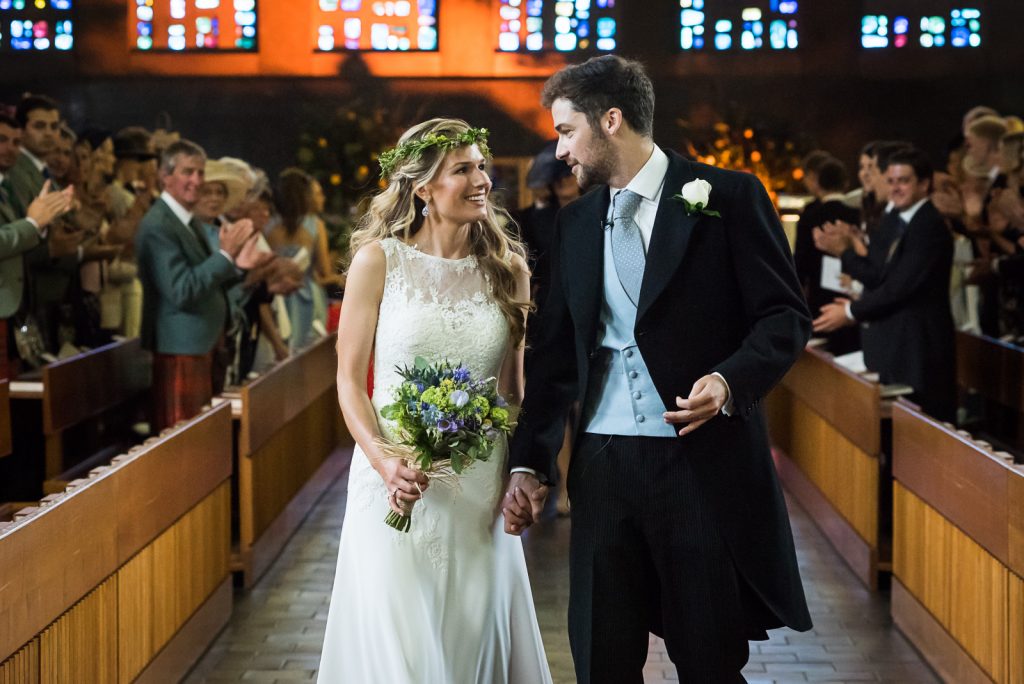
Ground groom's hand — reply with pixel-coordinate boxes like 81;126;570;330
502;472;549;536
663;374;728;437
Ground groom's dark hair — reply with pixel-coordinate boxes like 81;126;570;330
541;55;655;138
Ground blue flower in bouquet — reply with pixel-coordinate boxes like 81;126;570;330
451;389;470;408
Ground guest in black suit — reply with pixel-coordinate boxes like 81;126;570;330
814;148;956;422
793;156;861;354
503;55;812;683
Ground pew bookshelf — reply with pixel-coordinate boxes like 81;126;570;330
229;333;353;588
6;338;152;496
891;401;1024;684
0;404;234;683
766;347;889;589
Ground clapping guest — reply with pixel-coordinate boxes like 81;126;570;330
0;113;73;376
46;125;77;188
814;148;956;421
136;140;265;430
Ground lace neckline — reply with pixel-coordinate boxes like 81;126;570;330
390;237;477;266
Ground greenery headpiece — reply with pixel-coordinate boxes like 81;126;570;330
378;127;491;180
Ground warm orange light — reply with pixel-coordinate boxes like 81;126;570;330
750;151;762;163
318;137;328;148
792;168;805;180
330;173;342;186
356;165;369;181
743;128;754;139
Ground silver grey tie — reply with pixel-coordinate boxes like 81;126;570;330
610;189;645;306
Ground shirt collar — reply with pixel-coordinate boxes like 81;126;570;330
609;145;669;202
899;197;929;224
821;193;847;203
20;147;46;173
161;190;194;228
988;165;1001;183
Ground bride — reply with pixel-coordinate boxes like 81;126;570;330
317;119;553;683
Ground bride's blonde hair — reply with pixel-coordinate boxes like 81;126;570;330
349;118;531;345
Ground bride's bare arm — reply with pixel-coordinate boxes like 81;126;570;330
337;243;427;512
498;253;531;406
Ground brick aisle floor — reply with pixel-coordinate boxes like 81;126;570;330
185;467;939;684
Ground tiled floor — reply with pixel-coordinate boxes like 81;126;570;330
185;466;939;684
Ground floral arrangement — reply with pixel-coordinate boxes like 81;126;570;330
377;357;515;532
377;127;491;179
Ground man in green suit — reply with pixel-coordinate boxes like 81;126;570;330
135;139;267;430
0;113;74;377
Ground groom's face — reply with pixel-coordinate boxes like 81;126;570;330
551;98;615;190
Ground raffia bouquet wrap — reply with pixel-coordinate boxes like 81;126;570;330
375;357;517;532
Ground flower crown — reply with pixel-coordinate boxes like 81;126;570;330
378;127;491;180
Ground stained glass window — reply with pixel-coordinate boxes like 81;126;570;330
497;0;618;53
861;7;980;49
315;0;438;52
0;0;74;52
680;1;798;51
133;0;257;51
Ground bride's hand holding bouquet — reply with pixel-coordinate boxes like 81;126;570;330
375;356;517;532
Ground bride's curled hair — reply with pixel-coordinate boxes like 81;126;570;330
349;118;531;345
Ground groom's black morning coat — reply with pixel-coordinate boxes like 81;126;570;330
510;150;813;632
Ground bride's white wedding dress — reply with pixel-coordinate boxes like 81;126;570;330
317;238;552;684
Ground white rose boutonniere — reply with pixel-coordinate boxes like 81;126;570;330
673;179;721;218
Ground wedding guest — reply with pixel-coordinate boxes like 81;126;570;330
12;94;84;352
135;140;263;430
814;148;956;421
0;113;73;376
267;168;342;352
46;125;77;188
793;156;860;354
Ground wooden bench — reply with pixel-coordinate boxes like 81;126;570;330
956;330;1024;451
229;333;353;588
0;403;233;684
765;347;890;589
0;380;10;460
8;338;151;496
891;400;1024;684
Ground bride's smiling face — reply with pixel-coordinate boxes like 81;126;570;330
419;144;492;225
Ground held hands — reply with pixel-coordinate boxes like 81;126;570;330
26;180;75;230
502;472;549;536
813;298;854;333
375;458;430;517
236;233;274;270
663;374;728;437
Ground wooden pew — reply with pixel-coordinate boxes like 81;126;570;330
891;401;1024;684
0;380;10;460
230;333;353;588
8;338;151;494
0;403;233;684
956;330;1024;451
765;347;889;589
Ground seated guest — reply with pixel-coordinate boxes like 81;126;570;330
813;148;956;422
0;113;73;377
793;156;861;354
135;140;263;430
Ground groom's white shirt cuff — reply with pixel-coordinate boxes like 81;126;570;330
509;374;736;479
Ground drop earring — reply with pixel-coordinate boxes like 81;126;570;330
421;204;430;217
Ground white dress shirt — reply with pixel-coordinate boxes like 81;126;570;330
161;190;234;266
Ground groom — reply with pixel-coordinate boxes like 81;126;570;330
503;56;812;683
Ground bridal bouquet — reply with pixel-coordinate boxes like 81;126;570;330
377;357;515;532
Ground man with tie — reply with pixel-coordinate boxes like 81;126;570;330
135;139;265;430
503;56;812;682
0;113;74;377
813;148;956;422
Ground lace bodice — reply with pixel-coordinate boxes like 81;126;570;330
372;237;510;413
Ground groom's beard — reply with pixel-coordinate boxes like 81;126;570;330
574;136;617;190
